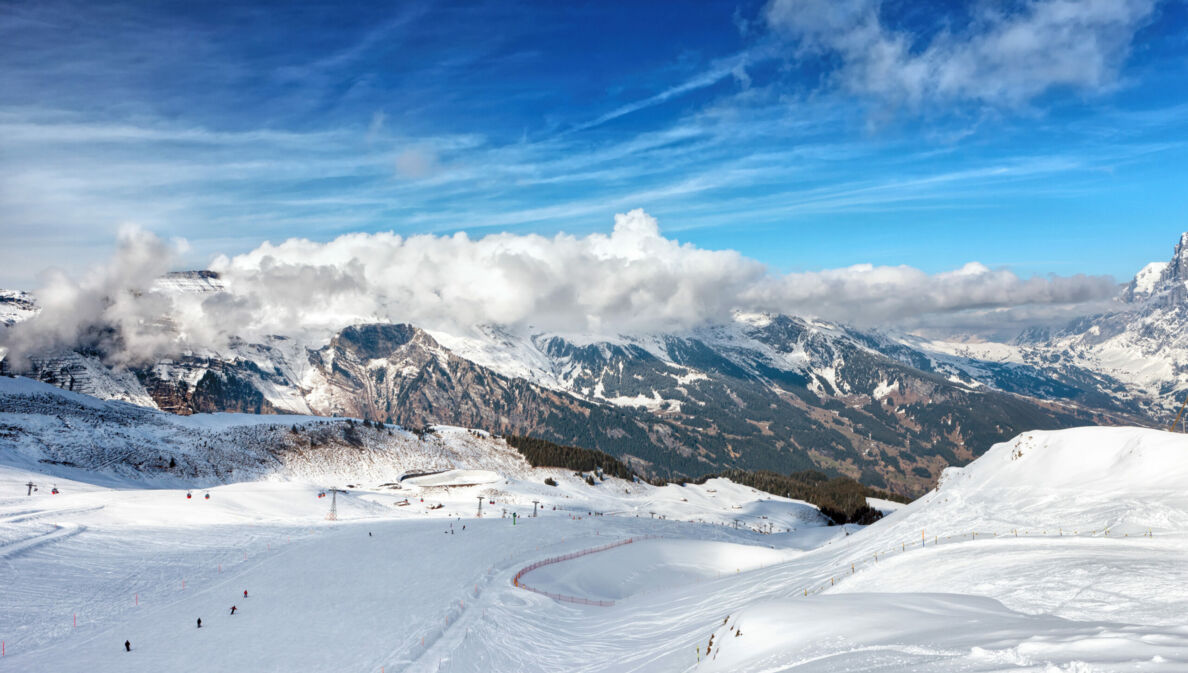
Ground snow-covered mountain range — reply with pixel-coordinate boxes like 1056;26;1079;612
6;234;1188;494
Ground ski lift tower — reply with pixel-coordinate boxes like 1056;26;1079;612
26;481;36;496
325;488;347;521
476;495;484;518
531;500;540;517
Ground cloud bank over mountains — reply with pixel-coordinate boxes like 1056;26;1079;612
2;210;1118;366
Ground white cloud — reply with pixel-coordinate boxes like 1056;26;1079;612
747;261;1117;328
1;225;186;368
0;210;1120;366
764;0;1159;108
207;209;766;340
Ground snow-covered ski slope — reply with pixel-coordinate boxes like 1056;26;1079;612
2;373;1188;672
0;375;538;487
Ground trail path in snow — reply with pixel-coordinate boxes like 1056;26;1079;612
0;522;86;557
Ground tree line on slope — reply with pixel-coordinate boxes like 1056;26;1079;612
675;468;906;525
503;434;906;525
504;434;636;480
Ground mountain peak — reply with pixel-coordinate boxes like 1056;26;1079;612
333;323;439;360
1123;261;1170;302
154;270;224;294
1170;232;1188;281
1122;232;1188;303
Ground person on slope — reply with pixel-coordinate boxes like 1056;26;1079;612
124;640;131;652
243;589;248;598
230;605;237;615
197;618;202;628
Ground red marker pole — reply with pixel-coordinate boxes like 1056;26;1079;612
73;613;76;628
135;593;138;606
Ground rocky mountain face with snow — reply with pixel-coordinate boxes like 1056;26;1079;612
10;241;1188;497
886;232;1188;419
1007;233;1188;411
0;290;38;327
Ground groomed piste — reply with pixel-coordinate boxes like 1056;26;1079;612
2;376;1188;672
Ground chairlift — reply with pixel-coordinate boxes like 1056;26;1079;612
204;493;210;500
51;486;59;495
186;491;192;499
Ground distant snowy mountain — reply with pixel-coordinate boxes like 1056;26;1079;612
1010;233;1188;412
875;232;1188;417
0;316;1124;497
14;237;1188;495
428;314;1128;494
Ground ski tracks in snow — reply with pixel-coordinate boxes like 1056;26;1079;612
0;503;104;524
0;521;87;558
399;552;515;673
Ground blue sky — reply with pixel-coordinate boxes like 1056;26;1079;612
1;0;1187;289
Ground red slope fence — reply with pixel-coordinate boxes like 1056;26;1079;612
512;535;661;606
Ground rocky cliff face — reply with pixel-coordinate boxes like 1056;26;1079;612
1006;232;1188;413
0;290;38;327
1156;233;1188;298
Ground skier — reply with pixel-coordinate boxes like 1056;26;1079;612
197;618;202;628
230;605;237;615
368;531;372;537
124;640;131;652
243;589;248;598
